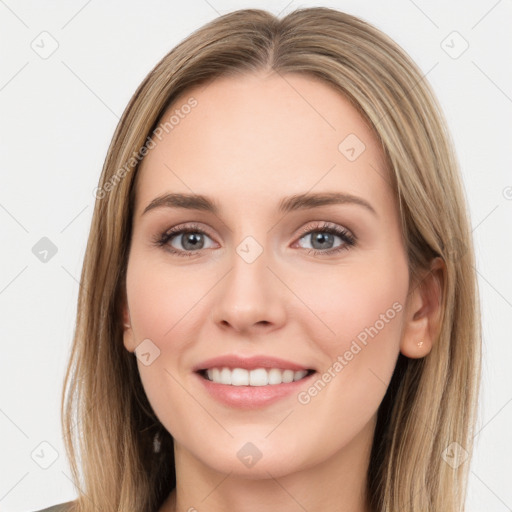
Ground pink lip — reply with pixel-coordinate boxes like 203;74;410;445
194;371;316;409
193;354;313;372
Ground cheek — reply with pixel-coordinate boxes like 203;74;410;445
125;256;205;436
293;257;407;350
292;256;408;433
126;255;206;341
124;256;205;395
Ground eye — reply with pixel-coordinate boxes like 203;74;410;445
153;221;356;257
153;223;216;257
295;222;356;255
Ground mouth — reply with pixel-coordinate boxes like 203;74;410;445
196;367;317;387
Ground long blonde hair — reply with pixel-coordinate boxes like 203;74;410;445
62;7;481;511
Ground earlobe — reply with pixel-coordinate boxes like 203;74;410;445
122;303;136;353
400;257;446;359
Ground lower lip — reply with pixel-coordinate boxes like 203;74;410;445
194;371;316;409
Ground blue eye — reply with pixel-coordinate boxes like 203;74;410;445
153;221;356;257
295;222;356;255
154;223;215;257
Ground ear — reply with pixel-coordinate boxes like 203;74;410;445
400;257;446;359
122;298;136;353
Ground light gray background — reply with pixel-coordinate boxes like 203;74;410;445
1;1;511;511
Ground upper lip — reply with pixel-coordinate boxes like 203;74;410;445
193;355;314;372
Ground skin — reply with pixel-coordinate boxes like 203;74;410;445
122;71;444;512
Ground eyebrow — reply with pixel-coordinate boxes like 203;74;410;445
142;191;377;217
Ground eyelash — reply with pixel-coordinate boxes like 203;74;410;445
152;221;357;258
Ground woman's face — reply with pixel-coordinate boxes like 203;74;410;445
123;71;412;478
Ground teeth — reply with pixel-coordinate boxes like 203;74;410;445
205;367;309;386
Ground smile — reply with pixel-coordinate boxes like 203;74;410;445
200;367;315;386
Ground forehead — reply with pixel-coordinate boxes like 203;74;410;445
134;71;393;217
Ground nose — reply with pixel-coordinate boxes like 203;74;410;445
210;243;287;335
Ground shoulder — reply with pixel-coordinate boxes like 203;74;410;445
31;501;76;512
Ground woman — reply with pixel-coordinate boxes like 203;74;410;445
35;6;481;512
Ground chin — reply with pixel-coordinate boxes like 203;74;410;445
192;438;311;479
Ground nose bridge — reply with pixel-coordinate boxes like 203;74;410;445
211;232;286;332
